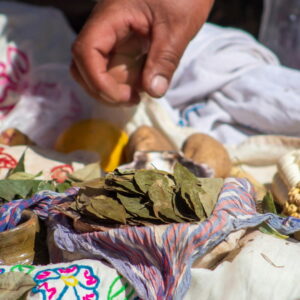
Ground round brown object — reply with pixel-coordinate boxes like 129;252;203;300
125;126;175;161
0;210;38;265
182;133;231;178
0;128;34;146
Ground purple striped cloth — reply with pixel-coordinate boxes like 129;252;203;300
50;178;300;300
0;187;78;232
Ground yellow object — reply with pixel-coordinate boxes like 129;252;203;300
282;183;300;218
55;119;128;172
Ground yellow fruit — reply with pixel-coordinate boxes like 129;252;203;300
55;119;128;172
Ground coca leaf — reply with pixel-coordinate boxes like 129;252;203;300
197;178;224;217
117;193;155;220
88;195;127;224
148;179;185;223
134;170;168;193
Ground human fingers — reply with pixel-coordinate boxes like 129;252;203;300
142;0;214;98
71;59;139;106
71;8;130;103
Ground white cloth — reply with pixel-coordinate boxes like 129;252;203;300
161;23;300;145
0;2;94;147
187;231;300;300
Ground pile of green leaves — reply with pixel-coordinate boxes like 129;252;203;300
71;163;224;226
0;152;72;204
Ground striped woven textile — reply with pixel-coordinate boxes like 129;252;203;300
0;187;78;232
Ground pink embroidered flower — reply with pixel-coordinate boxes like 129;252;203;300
32;264;100;300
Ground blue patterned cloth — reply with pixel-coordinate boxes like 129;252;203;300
0;187;78;232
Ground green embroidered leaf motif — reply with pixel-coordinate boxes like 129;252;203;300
10;265;35;275
107;275;136;300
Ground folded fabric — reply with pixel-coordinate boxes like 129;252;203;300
0;187;78;232
160;23;300;144
0;259;139;300
185;231;300;300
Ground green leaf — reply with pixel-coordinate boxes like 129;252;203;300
7;150;26;178
68;162;101;182
197;178;224;217
173;163;199;186
262;191;277;214
36;181;56;193
259;222;288;239
87;195;127;224
56;181;72;193
7;171;42;180
0;180;41;201
149;179;185;223
134;170;167;193
117;193;155;220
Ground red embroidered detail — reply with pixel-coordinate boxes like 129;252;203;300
0;147;17;169
50;164;74;183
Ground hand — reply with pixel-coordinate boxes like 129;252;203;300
71;0;214;105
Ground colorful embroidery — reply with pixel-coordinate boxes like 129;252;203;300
0;46;30;116
108;275;139;300
32;264;100;300
0;147;17;169
10;264;35;274
0;268;4;274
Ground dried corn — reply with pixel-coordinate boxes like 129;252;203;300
274;150;300;218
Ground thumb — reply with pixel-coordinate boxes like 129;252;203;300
142;26;188;98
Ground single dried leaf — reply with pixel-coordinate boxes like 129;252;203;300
117;193;155;220
88;195;127;224
173;162;199;186
197;178;223;217
134;170;167;193
149;179;185;223
68;162;101;182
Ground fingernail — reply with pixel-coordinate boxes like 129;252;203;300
151;75;168;97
